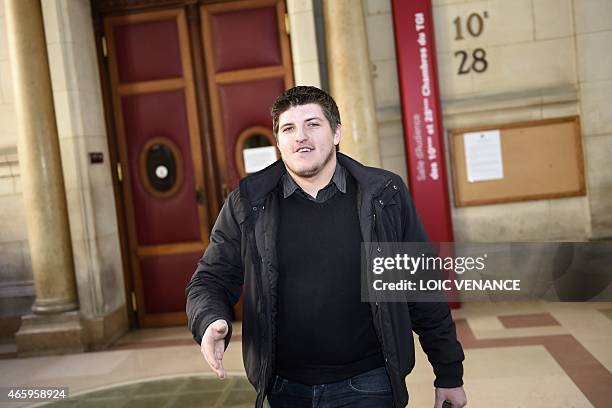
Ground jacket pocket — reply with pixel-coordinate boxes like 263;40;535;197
270;376;286;394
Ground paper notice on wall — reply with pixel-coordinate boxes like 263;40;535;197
243;146;277;174
463;130;504;183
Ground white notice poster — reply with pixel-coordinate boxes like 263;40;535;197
463;130;504;183
243;146;278;174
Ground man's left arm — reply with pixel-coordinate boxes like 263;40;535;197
408;300;465;388
408;300;466;407
397;179;466;406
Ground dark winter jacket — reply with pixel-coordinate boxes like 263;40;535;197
186;153;464;408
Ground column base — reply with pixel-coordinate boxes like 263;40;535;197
15;311;85;357
82;305;129;350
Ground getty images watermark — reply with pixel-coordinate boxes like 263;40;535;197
360;242;612;303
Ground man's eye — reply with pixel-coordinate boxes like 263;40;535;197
282;127;293;133
308;123;320;127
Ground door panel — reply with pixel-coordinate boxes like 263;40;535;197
140;252;202;314
113;19;183;82
209;5;282;71
121;90;201;245
105;9;209;327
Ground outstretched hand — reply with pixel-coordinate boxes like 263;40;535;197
201;319;229;379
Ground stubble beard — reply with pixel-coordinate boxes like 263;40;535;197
287;144;335;179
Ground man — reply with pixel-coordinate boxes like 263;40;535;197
186;86;466;408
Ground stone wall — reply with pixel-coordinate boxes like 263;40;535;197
0;0;34;319
0;0;127;346
361;0;611;241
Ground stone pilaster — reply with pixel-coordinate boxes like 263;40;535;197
323;0;381;166
5;0;84;355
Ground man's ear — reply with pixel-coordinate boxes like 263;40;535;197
333;124;342;146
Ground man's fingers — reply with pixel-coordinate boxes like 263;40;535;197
214;339;225;363
433;392;446;408
210;341;226;379
216;359;226;379
202;345;225;379
201;339;226;376
202;337;224;366
211;360;225;379
201;320;229;379
434;387;466;408
201;340;219;369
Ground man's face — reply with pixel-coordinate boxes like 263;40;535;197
276;103;341;179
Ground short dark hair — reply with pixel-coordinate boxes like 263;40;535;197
271;86;341;136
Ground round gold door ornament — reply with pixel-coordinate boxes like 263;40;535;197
138;137;184;199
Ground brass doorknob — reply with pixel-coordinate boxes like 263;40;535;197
196;187;206;205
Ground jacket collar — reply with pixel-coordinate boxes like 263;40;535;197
238;152;393;205
337;153;393;197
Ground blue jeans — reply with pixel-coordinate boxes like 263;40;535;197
267;366;394;408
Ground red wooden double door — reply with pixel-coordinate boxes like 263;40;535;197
102;0;293;327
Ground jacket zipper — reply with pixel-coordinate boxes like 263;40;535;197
260;205;273;405
372;209;389;368
250;206;269;408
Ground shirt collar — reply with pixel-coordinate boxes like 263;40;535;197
282;162;347;199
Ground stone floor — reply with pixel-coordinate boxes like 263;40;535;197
1;302;611;408
39;376;256;408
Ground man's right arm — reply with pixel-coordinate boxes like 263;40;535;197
186;191;244;348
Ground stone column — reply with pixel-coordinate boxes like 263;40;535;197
6;0;83;355
323;0;381;167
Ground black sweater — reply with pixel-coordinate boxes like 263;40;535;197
276;175;384;384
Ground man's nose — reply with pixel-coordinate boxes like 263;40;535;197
295;125;308;142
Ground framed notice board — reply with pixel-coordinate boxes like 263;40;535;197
449;116;585;207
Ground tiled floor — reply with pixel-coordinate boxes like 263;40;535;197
0;302;611;407
40;376;256;408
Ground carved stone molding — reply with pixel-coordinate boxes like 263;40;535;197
92;0;227;15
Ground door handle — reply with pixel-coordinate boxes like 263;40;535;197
196;187;206;205
221;183;229;200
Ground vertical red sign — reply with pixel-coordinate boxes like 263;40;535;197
391;0;454;243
